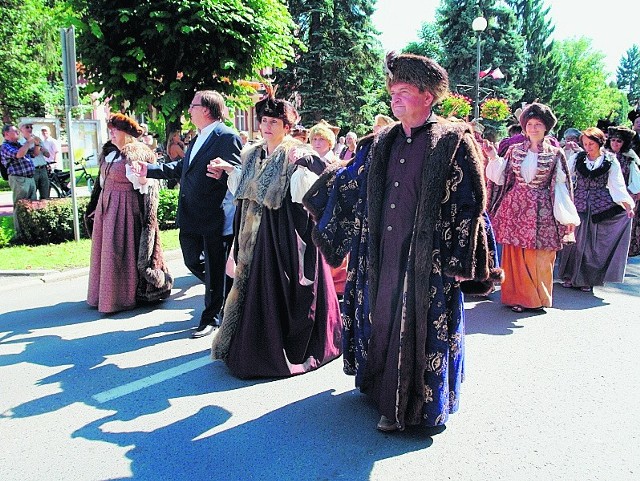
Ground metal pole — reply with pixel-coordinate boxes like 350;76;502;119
474;32;481;120
61;27;80;241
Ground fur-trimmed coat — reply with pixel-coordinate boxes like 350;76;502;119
121;142;173;302
304;118;501;429
211;138;342;378
211;138;302;360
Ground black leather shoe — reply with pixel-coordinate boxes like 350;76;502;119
190;324;215;339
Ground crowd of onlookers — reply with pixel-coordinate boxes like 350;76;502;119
0;122;63;236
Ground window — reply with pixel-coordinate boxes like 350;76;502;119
234;108;248;132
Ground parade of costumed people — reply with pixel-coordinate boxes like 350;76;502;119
207;85;342;379
558;127;636;291
303;52;502;431
86;113;173;314
484;102;580;313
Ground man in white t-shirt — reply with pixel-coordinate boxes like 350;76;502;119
40;127;61;171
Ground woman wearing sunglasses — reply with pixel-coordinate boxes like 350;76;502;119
558;127;637;292
604;126;640;256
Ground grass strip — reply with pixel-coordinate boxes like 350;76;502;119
0;228;181;271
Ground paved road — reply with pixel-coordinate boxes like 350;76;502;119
0;255;638;480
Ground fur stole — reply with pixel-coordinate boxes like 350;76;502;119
234;138;300;210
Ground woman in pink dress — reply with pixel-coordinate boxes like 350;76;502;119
87;113;172;313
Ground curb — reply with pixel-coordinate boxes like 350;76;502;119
0;249;184;291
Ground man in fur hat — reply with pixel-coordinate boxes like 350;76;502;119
132;90;242;338
304;52;500;432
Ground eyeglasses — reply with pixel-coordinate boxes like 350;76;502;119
23;125;33;129
610;138;624;143
189;103;203;108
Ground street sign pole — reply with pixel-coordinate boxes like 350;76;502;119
61;26;80;241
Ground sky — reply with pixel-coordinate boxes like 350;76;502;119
372;0;634;78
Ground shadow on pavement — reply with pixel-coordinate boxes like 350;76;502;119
74;381;436;481
1;263;439;480
0;273;255;421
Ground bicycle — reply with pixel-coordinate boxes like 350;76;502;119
74;154;96;192
48;154;96;198
48;169;72;198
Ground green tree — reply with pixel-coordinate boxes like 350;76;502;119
69;0;298;134
551;38;628;133
403;22;444;63
616;45;640;105
505;0;559;104
437;0;525;108
0;0;66;122
276;0;384;134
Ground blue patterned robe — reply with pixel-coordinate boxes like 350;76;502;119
304;119;500;429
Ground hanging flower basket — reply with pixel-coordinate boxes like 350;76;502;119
439;93;472;119
480;98;511;122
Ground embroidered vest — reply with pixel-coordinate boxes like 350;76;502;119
573;152;622;222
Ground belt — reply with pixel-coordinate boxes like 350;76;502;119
35;165;47;169
9;174;34;178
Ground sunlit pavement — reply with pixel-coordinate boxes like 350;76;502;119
0;255;638;480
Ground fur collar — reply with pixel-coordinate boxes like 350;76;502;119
575;151;613;178
234;138;301;210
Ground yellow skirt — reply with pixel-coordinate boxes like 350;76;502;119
501;245;556;308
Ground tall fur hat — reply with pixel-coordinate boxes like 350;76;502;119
384;51;449;104
628;108;640;124
309;121;336;148
255;84;299;127
107;113;144;138
606;125;636;152
596;118;615;132
519;102;557;132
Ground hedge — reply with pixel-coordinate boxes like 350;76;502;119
157;188;179;230
12;189;178;247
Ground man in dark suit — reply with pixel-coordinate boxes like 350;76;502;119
135;90;242;338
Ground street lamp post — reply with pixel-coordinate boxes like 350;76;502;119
472;16;487;120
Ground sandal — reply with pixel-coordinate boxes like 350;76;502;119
561;280;573;288
511;305;525;313
580;286;592;292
